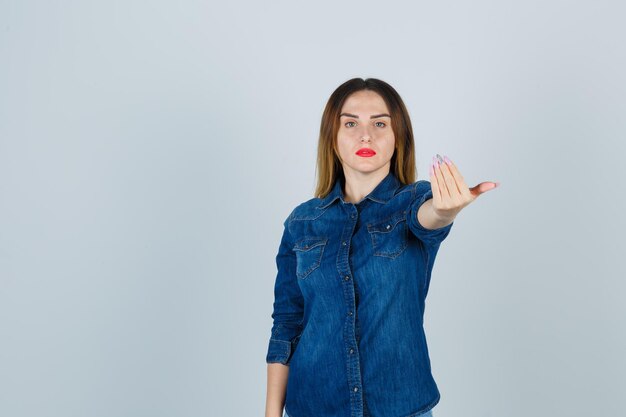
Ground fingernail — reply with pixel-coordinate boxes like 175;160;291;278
429;163;434;176
444;155;452;165
436;154;444;165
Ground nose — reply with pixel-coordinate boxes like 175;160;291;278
356;122;375;142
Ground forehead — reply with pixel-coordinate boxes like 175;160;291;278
340;90;389;113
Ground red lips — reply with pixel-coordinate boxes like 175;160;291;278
356;148;376;157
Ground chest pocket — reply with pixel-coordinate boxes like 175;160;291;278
367;210;408;259
293;237;328;279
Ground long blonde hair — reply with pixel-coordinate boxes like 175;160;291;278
314;78;418;199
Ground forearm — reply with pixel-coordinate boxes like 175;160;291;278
265;363;289;417
417;199;455;230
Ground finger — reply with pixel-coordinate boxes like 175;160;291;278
442;155;472;200
432;155;450;200
436;154;461;199
477;181;499;194
429;157;444;205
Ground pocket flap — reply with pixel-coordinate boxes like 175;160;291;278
294;237;328;252
367;210;407;233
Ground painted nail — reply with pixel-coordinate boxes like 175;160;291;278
444;155;452;165
436;154;444;165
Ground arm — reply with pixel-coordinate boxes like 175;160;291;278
265;212;304;417
417;198;455;230
407;180;455;247
265;363;289;417
423;153;499;229
412;153;499;238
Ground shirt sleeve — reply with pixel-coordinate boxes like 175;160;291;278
407;180;454;248
265;211;305;365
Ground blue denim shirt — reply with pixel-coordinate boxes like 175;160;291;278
266;171;454;417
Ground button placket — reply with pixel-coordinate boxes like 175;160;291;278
336;204;365;415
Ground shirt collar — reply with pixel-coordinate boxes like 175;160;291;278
317;171;401;209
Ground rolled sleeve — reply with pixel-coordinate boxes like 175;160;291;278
407;180;454;248
266;211;304;365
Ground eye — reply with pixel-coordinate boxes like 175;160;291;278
345;121;356;127
375;121;386;127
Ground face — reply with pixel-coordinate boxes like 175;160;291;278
336;90;396;178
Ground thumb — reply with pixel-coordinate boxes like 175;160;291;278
470;181;500;197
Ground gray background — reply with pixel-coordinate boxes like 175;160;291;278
1;1;624;416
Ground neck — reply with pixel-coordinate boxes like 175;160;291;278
342;166;390;204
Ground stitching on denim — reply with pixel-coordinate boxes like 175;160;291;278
369;222;408;258
403;393;440;417
366;209;406;233
366;210;409;258
293;237;327;251
291;204;329;221
294;238;328;279
267;339;291;363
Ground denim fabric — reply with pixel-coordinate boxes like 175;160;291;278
284;408;434;417
267;171;453;417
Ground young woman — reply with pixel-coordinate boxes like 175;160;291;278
264;78;499;417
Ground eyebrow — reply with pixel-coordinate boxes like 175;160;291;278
339;113;391;119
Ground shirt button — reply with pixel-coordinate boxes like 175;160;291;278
354;387;359;392
342;241;347;246
344;275;350;281
351;214;356;219
348;311;353;316
349;348;354;354
386;224;391;230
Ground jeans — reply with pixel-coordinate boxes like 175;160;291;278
283;409;434;417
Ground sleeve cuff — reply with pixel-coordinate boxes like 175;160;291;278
408;184;454;247
265;339;294;365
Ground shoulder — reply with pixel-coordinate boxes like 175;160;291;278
392;179;432;200
285;197;326;223
407;180;434;198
